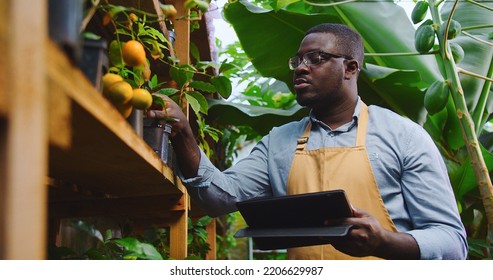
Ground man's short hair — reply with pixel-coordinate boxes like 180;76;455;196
305;23;364;66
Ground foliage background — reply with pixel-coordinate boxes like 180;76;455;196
210;0;493;259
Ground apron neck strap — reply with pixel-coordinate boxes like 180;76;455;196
296;123;311;151
356;102;369;146
296;101;369;150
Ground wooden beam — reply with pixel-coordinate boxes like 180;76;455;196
205;218;216;260
169;178;188;259
1;0;48;259
49;193;186;219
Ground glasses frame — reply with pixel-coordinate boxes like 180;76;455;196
288;50;353;70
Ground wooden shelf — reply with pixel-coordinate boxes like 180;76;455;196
43;40;190;259
46;41;182;198
1;0;198;260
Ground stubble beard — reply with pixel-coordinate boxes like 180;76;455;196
295;80;344;112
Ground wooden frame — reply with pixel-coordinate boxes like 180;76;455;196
0;0;213;260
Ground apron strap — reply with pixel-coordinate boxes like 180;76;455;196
296;122;312;151
356;102;369;146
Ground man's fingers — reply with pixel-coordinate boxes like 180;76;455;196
350;205;370;218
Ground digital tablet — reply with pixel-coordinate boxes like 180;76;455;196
234;189;354;250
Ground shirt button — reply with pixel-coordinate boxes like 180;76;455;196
329;132;335;137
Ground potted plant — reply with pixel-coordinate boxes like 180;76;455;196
82;0;233;163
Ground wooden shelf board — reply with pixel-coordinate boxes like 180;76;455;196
46;41;181;198
49;190;186;220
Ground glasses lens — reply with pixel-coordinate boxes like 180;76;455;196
304;51;321;65
288;57;300;70
289;51;331;70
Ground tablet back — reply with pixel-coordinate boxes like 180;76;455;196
236;189;353;229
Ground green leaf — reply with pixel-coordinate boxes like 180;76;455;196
190;42;201;61
224;0;442;124
456;145;493;200
186;91;209;114
219;62;241;74
211;76;232;99
275;0;299;11
440;1;493;124
113;237;163;260
142;26;166;42
359;64;426;121
82;32;101;40
194;228;208;241
108;40;124;68
208;98;309;135
139;243;163;260
196;60;221;71
443;102;465;151
189;81;217;93
170;65;194;88
156;88;179;97
84;247;110;260
195;215;212;227
423;109;448;142
108;5;127;17
113;237;141;253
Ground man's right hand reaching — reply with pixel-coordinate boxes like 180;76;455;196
145;94;200;178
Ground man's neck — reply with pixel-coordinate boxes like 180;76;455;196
313;98;358;130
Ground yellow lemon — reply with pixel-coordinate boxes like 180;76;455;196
102;73;123;97
106;81;133;104
131;88;153;110
115;102;133;119
122;40;146;67
160;4;177;21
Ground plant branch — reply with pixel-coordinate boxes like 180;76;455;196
364;50;439;57
152;0;175;58
435;0;446;6
462;24;493;31
80;0;100;33
465;0;493;12
470;59;493;133
304;0;358;7
429;0;493;235
443;0;460;59
458;68;493;83
462;31;493;47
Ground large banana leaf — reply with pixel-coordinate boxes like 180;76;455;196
212;0;493;199
429;1;493;199
208;99;308;135
220;0;445;123
441;1;493;117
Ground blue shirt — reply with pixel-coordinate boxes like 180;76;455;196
179;99;468;260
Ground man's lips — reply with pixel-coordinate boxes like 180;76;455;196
294;77;310;90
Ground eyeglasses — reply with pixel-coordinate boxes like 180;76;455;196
288;50;353;70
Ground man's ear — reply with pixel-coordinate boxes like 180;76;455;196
345;60;360;79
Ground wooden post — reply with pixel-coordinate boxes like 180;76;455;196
169;179;189;259
0;0;48;259
205;218;216;260
167;0;192;260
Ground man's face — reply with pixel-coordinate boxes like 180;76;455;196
292;33;348;110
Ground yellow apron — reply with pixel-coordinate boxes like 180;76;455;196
286;103;398;260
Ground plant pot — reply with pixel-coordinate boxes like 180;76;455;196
127;109;144;137
78;38;108;92
143;118;172;164
168;30;176;46
48;0;84;63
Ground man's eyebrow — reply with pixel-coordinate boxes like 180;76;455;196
295;49;321;56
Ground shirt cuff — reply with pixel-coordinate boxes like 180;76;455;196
175;149;214;188
406;229;465;260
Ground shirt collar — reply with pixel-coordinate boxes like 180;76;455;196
309;96;361;132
